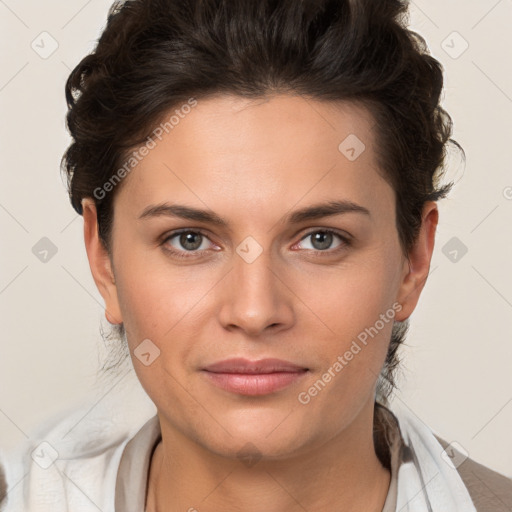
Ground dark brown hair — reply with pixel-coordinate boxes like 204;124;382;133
62;0;460;403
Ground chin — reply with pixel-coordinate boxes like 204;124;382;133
196;411;315;461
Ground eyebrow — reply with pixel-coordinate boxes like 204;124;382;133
138;200;371;227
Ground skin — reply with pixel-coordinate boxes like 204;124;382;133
82;93;438;511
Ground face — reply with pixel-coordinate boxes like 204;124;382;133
83;93;437;460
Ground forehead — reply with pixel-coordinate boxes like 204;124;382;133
115;93;392;222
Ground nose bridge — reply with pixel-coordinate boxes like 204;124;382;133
235;243;274;299
219;239;293;335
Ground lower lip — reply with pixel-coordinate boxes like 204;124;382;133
202;371;307;396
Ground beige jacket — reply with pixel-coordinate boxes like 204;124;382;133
436;436;512;512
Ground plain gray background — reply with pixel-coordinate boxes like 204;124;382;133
1;0;511;476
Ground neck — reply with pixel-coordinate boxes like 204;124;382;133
146;401;391;512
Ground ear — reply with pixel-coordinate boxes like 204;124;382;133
81;198;123;325
394;201;439;322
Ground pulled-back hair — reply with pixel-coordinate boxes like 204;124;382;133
62;0;460;405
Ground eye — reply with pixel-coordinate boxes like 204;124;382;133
294;229;351;253
162;230;216;258
161;228;351;260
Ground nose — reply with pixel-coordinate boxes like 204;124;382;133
218;244;295;337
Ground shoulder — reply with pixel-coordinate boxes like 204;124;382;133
436;436;512;512
1;402;153;512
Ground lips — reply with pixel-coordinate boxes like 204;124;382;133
203;357;308;374
201;358;309;396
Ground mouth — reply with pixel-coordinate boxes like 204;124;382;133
201;358;309;396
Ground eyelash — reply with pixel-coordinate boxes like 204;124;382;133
161;228;352;260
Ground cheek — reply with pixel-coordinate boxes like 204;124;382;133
296;246;401;393
112;256;209;409
295;276;398;428
303;253;400;340
113;245;208;336
113;251;224;398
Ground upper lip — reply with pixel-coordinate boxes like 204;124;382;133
202;358;308;374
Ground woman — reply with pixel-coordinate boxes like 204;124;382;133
2;0;511;510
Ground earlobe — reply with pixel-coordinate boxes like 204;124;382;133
81;198;123;325
394;202;439;322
